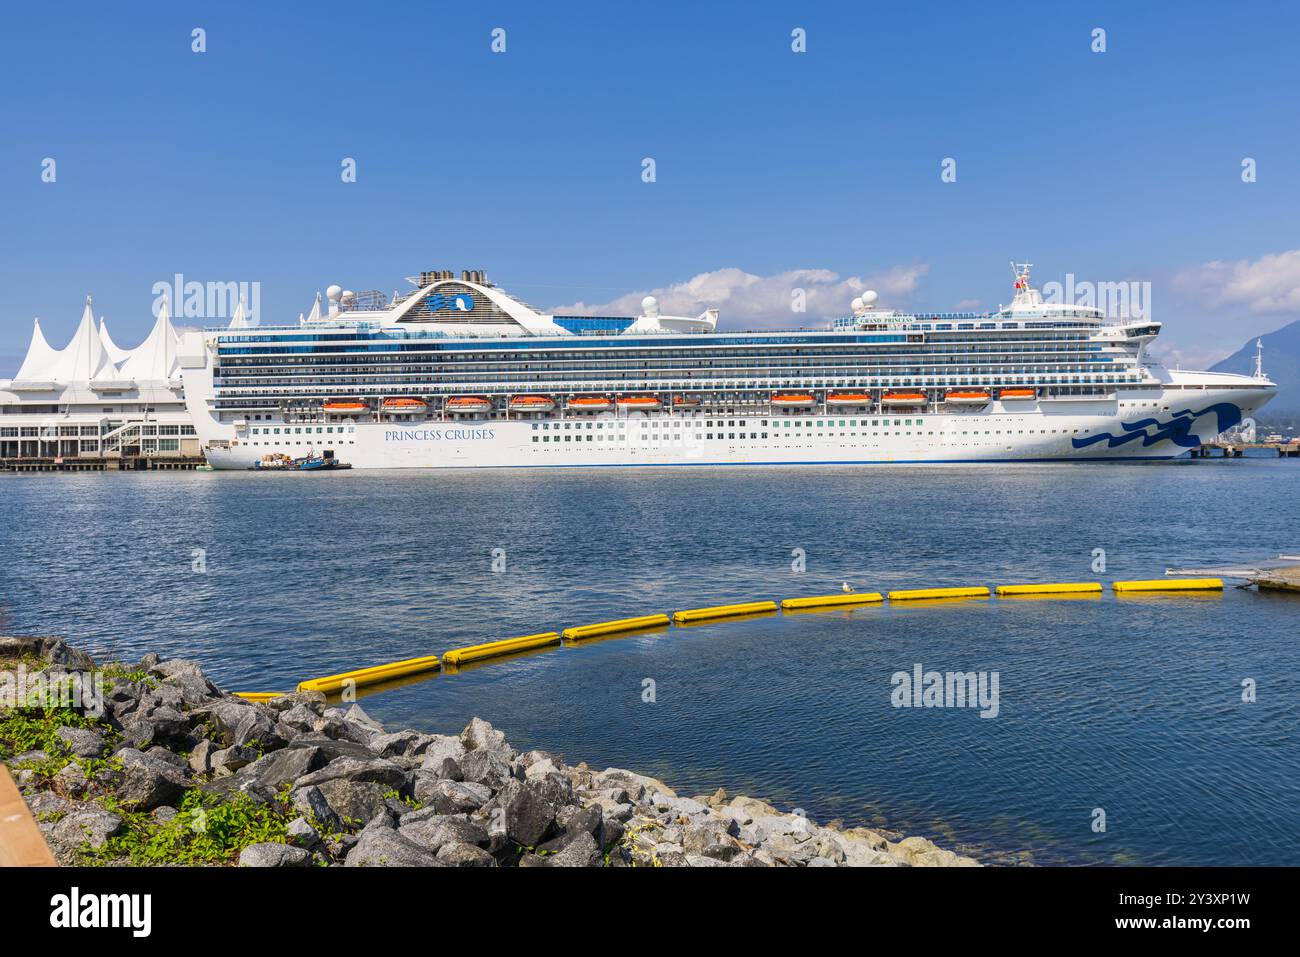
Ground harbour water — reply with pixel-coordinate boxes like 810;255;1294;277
3;455;1298;865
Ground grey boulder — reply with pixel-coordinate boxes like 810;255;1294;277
413;776;491;814
436;842;495;867
293;756;409;793
345;827;442;867
238;842;312;867
54;726;108;759
398;814;489;853
115;749;189;811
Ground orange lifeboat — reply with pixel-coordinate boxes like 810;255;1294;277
671;394;700;409
826;392;874;407
509;395;556;413
880;391;928;406
322;400;369;415
771;393;816;408
616;395;663;411
381;397;428;414
945;390;991;406
999;387;1037;400
567;396;614;412
446;396;493;414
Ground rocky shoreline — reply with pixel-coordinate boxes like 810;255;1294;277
1;636;979;867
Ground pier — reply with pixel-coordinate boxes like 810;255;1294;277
1249;566;1300;592
1192;442;1300;459
1;455;209;473
1167;557;1300;593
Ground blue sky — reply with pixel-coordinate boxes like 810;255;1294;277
2;0;1299;373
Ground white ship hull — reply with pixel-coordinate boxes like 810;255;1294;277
196;387;1272;470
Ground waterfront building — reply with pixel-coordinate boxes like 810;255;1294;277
0;298;196;464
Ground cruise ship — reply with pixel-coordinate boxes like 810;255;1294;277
177;265;1276;469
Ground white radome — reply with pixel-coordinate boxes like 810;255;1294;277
850;297;864;312
641;295;659;316
861;290;878;307
326;284;343;301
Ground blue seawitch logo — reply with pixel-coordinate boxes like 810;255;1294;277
1073;402;1242;450
425;293;473;312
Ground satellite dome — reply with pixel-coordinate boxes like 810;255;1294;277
850;297;864;312
341;290;355;301
641;295;659;316
326;284;343;301
861;290;879;307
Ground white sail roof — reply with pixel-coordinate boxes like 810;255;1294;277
13;318;61;381
304;293;322;324
228;296;250;329
57;298;119;382
121;296;181;381
99;317;131;364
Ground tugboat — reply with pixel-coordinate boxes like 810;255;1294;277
249;449;351;471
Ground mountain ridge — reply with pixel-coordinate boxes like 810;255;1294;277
1210;318;1300;428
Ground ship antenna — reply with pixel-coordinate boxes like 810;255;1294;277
1254;338;1265;379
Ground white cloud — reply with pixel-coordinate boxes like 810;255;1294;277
1171;250;1300;314
1148;340;1234;373
550;264;929;330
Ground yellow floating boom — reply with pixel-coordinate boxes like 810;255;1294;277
562;614;671;640
887;586;990;601
672;601;778;624
1112;578;1224;593
297;654;442;694
442;632;561;667
781;592;885;610
233;692;288;701
995;582;1103;597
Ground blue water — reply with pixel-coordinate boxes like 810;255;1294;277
3;455;1298;865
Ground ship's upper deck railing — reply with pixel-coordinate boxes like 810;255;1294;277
210;317;1128;342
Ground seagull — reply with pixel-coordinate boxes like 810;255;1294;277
842;582;853;593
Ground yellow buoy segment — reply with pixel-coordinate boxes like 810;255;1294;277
233;692;287;702
781;592;885;610
995;582;1103;596
887;586;990;601
562;615;670;640
442;632;561;667
1112;578;1224;593
672;601;778;623
297;654;442;694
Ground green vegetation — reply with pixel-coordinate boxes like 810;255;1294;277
383;788;422;811
85;789;303;866
0;700;112;778
99;663;157;687
3;659;325;866
0;651;46;671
